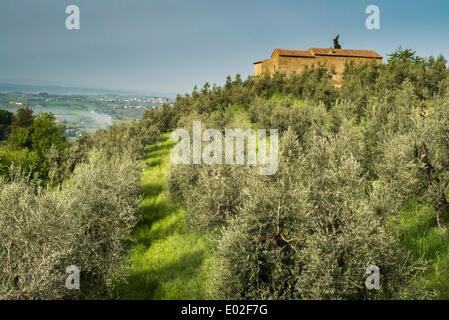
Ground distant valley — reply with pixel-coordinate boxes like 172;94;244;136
0;91;173;137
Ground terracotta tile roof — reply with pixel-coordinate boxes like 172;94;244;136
308;48;383;59
254;47;383;65
269;48;382;59
272;48;315;58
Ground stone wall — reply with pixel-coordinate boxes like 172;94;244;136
277;55;317;75
254;54;382;86
254;62;263;75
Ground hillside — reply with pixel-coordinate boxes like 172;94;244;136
1;47;449;300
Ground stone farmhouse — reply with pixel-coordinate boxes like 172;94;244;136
253;48;383;85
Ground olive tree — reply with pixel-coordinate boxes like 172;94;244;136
0;149;142;299
376;94;449;232
211;129;429;299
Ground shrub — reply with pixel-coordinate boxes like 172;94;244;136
210;129;430;299
184;165;247;231
0;149;142;299
0;171;71;299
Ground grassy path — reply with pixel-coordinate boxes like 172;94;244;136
399;199;449;299
117;134;214;299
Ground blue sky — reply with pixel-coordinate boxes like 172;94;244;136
1;0;449;96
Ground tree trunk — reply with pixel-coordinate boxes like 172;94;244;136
436;205;447;233
415;141;448;232
436;186;448;233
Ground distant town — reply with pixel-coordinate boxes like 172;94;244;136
0;91;173;138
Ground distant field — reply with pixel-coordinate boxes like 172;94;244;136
0;104;113;133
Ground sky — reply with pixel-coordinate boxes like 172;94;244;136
1;0;449;97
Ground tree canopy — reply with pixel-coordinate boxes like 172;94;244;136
333;34;341;49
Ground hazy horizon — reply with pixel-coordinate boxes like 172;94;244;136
0;80;177;97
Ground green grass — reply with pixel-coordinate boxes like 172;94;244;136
229;104;253;129
116;133;215;299
399;198;449;299
268;93;305;106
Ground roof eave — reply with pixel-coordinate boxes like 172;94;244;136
313;53;382;59
278;54;315;58
253;58;271;64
